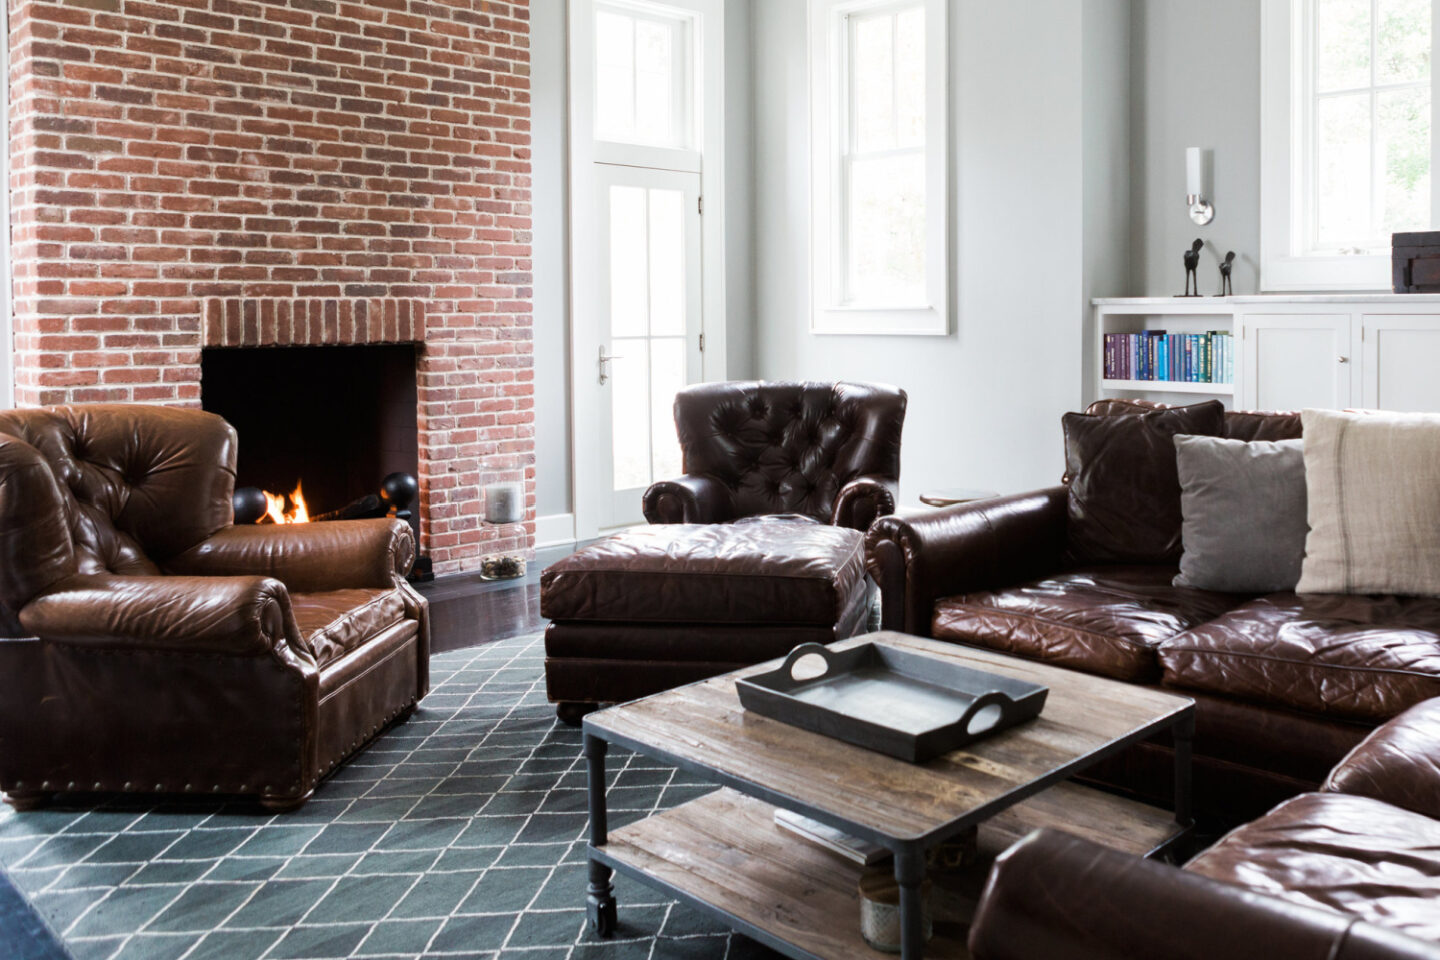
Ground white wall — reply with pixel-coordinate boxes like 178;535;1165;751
1131;0;1262;296
532;0;572;521
753;0;1130;499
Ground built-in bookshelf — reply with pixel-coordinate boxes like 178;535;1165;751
1094;299;1237;400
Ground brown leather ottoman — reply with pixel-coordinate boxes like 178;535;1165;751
541;519;873;724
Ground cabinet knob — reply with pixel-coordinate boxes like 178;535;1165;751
1338;356;1349;364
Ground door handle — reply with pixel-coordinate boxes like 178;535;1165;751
598;345;625;384
1338;356;1349;364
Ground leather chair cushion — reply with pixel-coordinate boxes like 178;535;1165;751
1186;792;1440;942
1159;593;1440;722
932;565;1242;681
292;586;408;667
540;520;868;625
1063;400;1226;564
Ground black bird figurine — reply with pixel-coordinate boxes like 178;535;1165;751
1219;250;1236;296
1182;239;1204;297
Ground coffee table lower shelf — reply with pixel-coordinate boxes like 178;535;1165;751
592;783;1186;960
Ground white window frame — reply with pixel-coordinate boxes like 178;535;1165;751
810;0;948;336
592;1;697;159
1261;0;1440;291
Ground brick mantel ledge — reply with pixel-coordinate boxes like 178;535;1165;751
203;298;428;348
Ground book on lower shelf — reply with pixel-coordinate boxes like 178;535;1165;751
1103;331;1234;385
773;808;889;865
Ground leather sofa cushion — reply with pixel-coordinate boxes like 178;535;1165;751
1159;593;1440;723
932;565;1242;681
292;586;407;667
1186;792;1440;942
1082;398;1302;442
540;521;867;625
1063;400;1226;565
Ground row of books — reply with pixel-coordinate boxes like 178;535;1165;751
1103;331;1234;384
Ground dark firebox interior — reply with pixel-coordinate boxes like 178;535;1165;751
201;344;420;523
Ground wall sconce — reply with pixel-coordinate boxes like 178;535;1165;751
1186;147;1215;225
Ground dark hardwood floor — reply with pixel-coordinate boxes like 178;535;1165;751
413;540;584;652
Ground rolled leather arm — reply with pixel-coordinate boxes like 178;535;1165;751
166;518;415;593
18;573;306;659
970;830;1418;960
830;475;896;531
1324;698;1440;820
864;486;1068;636
642;474;736;524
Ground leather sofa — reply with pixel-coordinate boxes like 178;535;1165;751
968;699;1440;959
865;400;1440;817
642;380;907;531
0;405;429;812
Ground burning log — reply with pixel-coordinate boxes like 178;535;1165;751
233;473;419;527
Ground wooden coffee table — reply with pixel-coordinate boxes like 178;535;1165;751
580;631;1195;959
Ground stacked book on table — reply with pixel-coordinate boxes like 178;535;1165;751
1104;331;1234;384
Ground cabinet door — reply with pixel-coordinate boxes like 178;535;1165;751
1241;314;1353;411
1362;315;1440;412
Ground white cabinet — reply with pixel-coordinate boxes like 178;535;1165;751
1240;314;1353;411
1092;296;1440;414
1362;315;1440;413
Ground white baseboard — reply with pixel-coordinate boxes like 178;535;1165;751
535;512;577;548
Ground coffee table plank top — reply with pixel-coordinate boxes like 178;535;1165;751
586;631;1192;843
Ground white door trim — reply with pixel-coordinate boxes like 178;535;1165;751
567;0;727;541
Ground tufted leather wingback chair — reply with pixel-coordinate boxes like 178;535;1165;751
0;405;429;812
642;380;907;531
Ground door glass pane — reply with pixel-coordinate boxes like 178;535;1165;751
595;10;635;141
611;338;650;490
848;152;926;304
1316;0;1371;92
635;18;675;146
895;7;926;149
852;13;894;152
1378;0;1431;85
650;337;685;480
1316;93;1371;245
647;188;685;335
609;186;648;337
1378;86;1432;238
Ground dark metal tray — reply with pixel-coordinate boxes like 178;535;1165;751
735;642;1048;763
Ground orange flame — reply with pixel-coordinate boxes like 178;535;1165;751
262;481;310;524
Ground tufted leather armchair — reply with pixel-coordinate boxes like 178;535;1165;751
0;405;429;812
642;380;907;531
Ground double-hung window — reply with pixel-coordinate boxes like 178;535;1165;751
811;0;948;334
1262;0;1438;290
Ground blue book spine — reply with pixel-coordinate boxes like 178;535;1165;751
1158;337;1169;381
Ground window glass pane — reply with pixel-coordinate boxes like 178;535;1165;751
609;186;648;337
635;18;675;145
1316;0;1371;92
1378;86;1432;238
595;10;635;142
1378;0;1431;84
611;338;650;490
1316;93;1372;246
649;338;686;481
895;7;926;149
852;13;895;152
647;188;685;336
847;152;926;304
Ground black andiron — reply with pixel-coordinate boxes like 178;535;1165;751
1181;239;1204;297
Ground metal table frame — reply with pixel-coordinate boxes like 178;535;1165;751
580;704;1194;959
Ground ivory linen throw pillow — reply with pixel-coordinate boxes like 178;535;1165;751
1297;408;1440;597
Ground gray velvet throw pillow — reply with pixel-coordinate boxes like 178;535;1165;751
1173;434;1308;593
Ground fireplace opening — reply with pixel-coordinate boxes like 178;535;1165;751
201;344;420;531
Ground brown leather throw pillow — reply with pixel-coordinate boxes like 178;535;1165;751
1062;399;1226;565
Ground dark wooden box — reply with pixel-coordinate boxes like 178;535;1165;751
1393;231;1440;292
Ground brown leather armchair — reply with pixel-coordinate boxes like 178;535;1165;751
642;380;907;531
0;405;429;812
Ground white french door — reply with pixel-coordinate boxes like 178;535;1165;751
594;163;703;529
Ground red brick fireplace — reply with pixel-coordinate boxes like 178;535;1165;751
7;0;535;572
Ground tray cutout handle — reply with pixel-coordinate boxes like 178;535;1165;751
781;643;836;684
958;692;1013;737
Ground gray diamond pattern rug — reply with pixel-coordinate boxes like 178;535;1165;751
0;635;780;960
